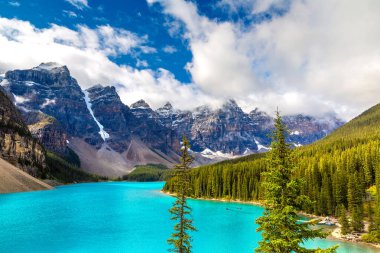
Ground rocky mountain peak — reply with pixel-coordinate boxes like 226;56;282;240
156;102;175;116
86;85;122;106
221;99;241;111
33;62;67;72
130;99;151;109
162;102;173;110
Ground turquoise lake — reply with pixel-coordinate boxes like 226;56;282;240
0;182;378;252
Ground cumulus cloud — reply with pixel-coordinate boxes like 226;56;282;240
0;17;217;110
66;0;89;10
148;0;380;120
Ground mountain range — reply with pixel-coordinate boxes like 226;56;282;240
0;63;344;177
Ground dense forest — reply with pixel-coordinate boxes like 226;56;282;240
164;103;380;238
122;164;173;182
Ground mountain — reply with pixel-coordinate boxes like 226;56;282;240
3;63;102;146
0;87;54;193
0;87;47;177
164;102;380;220
155;99;343;156
1;63;343;177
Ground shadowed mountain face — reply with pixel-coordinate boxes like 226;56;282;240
0;63;344;176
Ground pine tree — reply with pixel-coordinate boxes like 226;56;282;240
255;110;338;253
374;165;380;237
338;204;350;235
167;136;196;253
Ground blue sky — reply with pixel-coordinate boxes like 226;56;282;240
0;0;379;120
0;0;194;82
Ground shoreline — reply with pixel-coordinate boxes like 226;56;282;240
162;190;380;250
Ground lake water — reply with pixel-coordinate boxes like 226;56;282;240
0;182;378;253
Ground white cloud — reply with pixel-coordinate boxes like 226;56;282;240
66;0;89;10
63;10;78;18
0;17;217;111
162;45;177;53
8;1;20;7
216;0;286;15
148;0;380;120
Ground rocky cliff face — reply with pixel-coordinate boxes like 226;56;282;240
0;89;46;177
24;111;68;155
87;86;180;154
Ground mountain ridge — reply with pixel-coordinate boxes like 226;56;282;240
1;63;344;176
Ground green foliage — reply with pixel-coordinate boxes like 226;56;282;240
167;136;196;253
255;111;337;253
362;231;380;243
338;205;350;235
61;147;81;167
46;151;105;183
123;164;173;182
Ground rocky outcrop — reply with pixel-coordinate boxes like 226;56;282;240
25;111;68;155
0;89;46;177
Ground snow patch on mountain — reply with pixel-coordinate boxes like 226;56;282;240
25;81;37;87
41;98;56;108
254;138;270;152
290;130;300;135
34;62;63;71
12;93;29;105
200;148;237;159
83;90;109;141
0;78;9;86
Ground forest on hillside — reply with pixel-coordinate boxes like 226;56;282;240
164;103;380;238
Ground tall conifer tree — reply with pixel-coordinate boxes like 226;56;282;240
167;136;196;253
255;110;337;253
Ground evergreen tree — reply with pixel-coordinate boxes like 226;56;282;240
167;136;196;253
374;165;380;237
338;204;350;235
255;111;337;253
368;201;375;232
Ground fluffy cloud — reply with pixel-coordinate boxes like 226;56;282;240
148;0;380;120
66;0;89;10
0;17;217;110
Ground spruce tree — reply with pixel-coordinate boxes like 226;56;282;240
255;110;338;253
338;204;350;235
167;136;196;253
